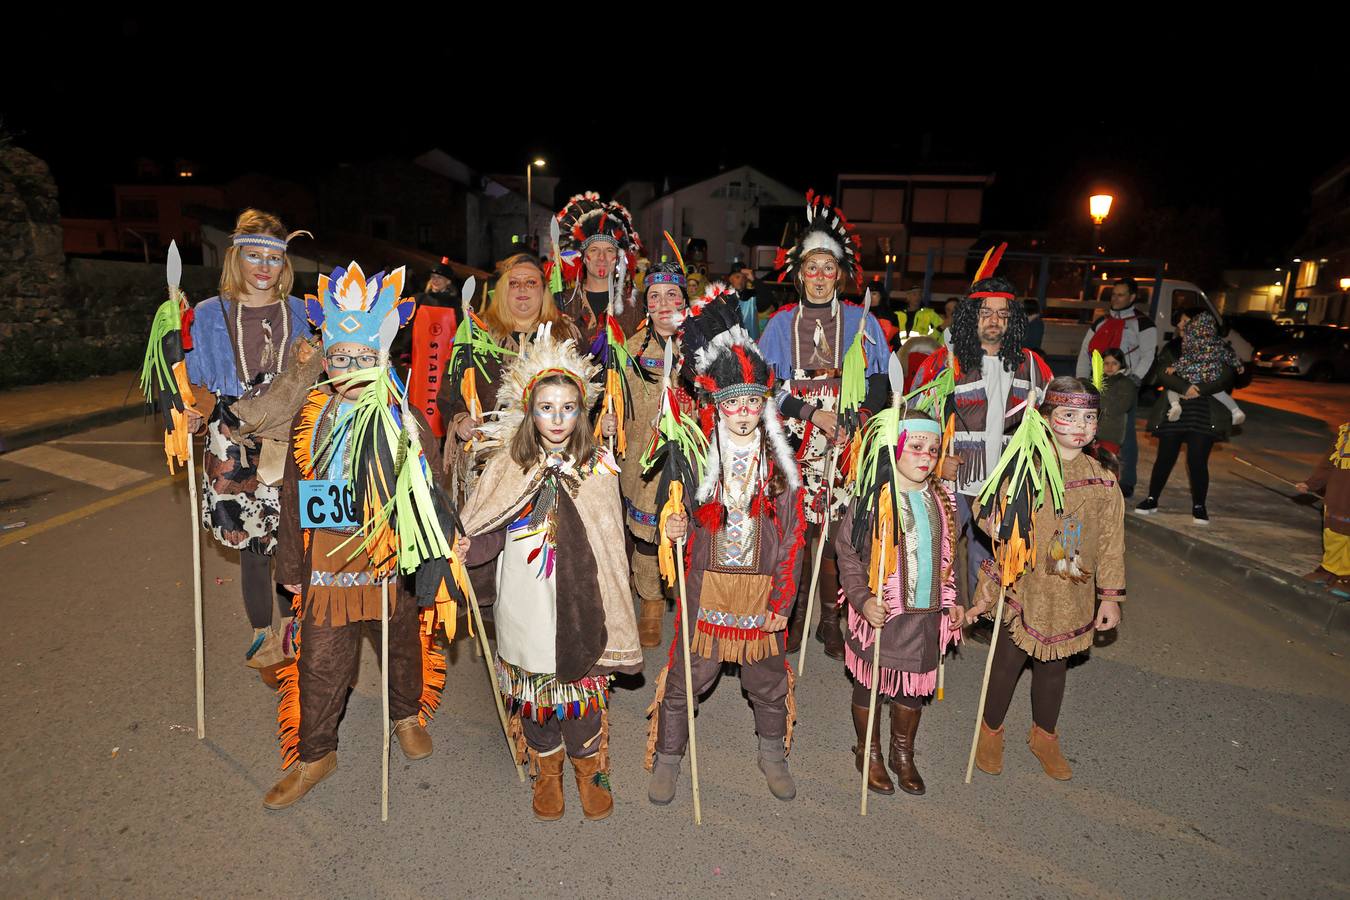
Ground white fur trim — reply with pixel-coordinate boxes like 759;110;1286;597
694;422;725;504
761;397;801;491
800;232;844;261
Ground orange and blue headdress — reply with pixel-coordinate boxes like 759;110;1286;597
305;262;415;356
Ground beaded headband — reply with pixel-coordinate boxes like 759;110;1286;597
233;234;288;252
646;271;686;287
1044;389;1099;410
523;367;586;403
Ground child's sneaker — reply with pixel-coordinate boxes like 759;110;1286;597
1231;407;1246;427
1135;496;1159;514
1192;504;1209;525
1166;403;1182;422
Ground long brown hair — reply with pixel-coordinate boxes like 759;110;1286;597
508;374;595;470
483;253;569;341
219;208;302;302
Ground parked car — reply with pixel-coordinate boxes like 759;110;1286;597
1252;325;1350;380
1224;315;1293;355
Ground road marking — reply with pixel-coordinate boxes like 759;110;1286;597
0;474;177;549
3;445;154;490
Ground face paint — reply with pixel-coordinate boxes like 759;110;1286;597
531;383;583;449
895;431;940;484
1050;407;1099;450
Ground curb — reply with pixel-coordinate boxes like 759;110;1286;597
1;403;147;454
1125;514;1349;637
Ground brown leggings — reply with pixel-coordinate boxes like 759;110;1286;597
981;623;1068;732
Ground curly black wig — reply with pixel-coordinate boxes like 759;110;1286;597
950;275;1027;374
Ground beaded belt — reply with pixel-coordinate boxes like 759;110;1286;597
624;498;659;527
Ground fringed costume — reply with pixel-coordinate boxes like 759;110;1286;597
645;293;807;804
835;412;961;796
758;191;889;657
458;325;641;821
266;261;455;810
972;381;1125;781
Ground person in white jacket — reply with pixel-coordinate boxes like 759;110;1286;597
1076;278;1156;498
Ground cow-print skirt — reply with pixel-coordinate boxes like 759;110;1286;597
200;403;280;554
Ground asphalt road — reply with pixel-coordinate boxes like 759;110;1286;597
1;417;1347;899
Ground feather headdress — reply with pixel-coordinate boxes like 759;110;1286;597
772;190;864;290
545;191;643;289
477;322;603;447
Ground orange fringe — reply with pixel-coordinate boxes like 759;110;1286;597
656;482;684;587
783;661;798;755
275;591;304;769
594;367;627;457
643;663;671;771
869;484;895;595
292;389;327;476
163;361;197;472
417;618;447;727
508;713;531;772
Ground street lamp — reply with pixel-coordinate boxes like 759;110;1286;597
526;158;546;252
1089;193;1113;254
1339;277;1350;291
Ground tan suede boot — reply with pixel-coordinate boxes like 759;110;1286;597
393;716;433;760
262;751;337;810
975;721;1004;776
570;753;614;821
529;748;566;821
638;599;665;648
1028;725;1073;780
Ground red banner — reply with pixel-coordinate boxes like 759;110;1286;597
409;307;457;438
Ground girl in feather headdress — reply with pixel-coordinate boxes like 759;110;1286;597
455;326;641;823
966;376;1125;783
834;408;963;797
645;293;807;806
265;262;450;810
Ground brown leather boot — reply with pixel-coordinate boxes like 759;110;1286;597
785;592;809;654
638;599;665;648
528;748;566;821
570;753;614;821
262;751;337;810
393;716;433;760
814;558;845;661
975;721;1004;775
851;704;894;795
1028;725;1073;780
887;703;925;795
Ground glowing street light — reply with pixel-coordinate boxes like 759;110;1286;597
1339;277;1350;291
526;158;547;252
1089;193;1113;255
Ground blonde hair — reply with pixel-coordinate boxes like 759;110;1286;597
483;253;568;341
508;374;595;470
219;208;304;302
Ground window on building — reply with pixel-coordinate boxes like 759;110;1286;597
941;237;976;274
1297;260;1320;289
907;236;944;273
911;189;947;223
841;188;874;221
946;190;982;224
120;197;158;221
873;189;903;223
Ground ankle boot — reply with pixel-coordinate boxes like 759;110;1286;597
570;752;614;820
638;599;665;648
756;735;797;801
1028;725;1073;781
887;703;925;795
648;752;682;806
528;747;566;821
392;715;433;760
814;559;845;661
975;721;1004;775
263;751;336;809
851;704;894;795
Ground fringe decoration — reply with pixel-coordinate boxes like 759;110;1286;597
417;624;447;726
769;488;808;616
508;712;531;772
644;664;670;771
140;279;196;472
783;659;797;755
275;591;304;769
656;481;685;588
495;657;611;723
292;389;328;477
594;708;611;773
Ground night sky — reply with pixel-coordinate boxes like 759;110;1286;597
8;20;1344;275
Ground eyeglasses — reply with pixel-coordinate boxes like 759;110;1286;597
326;353;380;370
242;251;286;268
977;308;1010;320
509;278;541;292
718;395;765;415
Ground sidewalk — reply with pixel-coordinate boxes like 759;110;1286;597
0;370;144;451
1126;380;1349;630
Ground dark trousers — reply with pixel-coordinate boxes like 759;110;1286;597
1120;390;1139;494
1147;431;1216;505
657;633;790;755
522;710;603;757
297;592;423;762
982;624;1068;733
240;546;291;629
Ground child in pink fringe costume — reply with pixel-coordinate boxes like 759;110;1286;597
834;410;963;797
